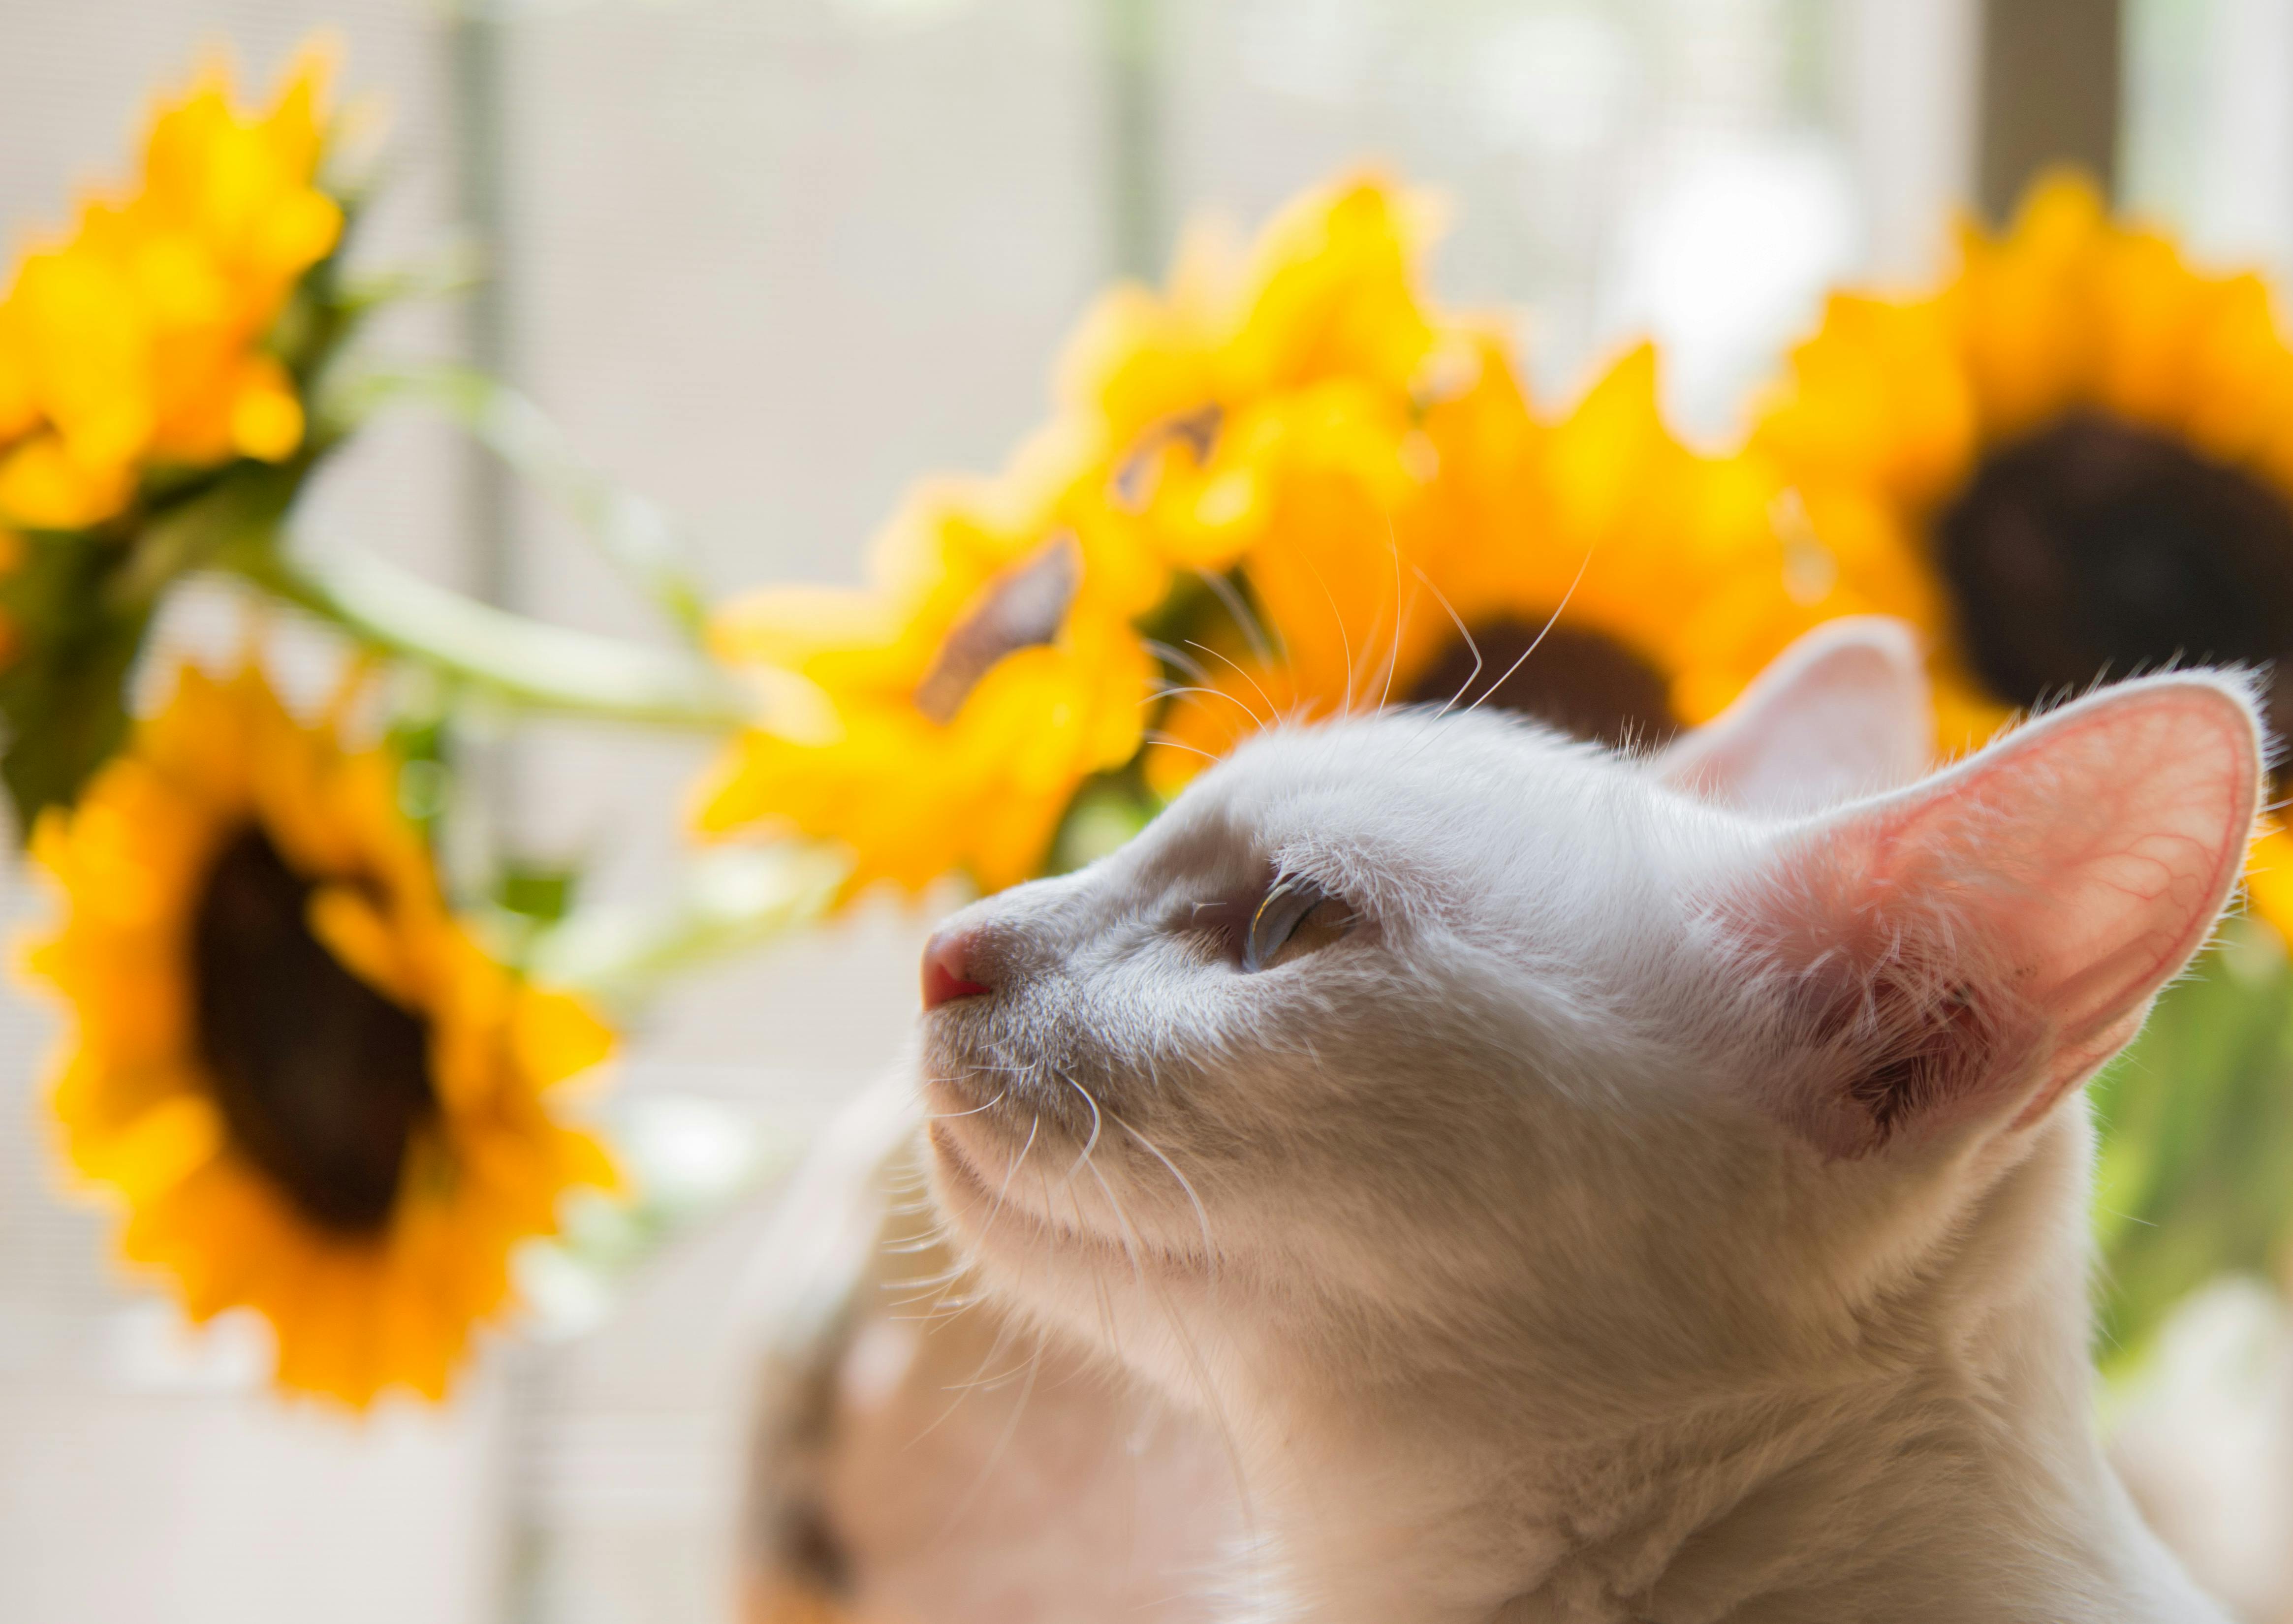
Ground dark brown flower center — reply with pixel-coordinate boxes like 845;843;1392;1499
1937;411;2293;732
913;534;1081;724
1405;618;1679;749
190;825;436;1235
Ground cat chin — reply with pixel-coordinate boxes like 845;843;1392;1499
921;1114;1013;1236
926;1116;1110;1268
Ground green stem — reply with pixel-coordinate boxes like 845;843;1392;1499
526;844;848;999
242;541;753;730
325;363;713;640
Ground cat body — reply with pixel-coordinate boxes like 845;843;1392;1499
743;620;2255;1622
912;619;2255;1623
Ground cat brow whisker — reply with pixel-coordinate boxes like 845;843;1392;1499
1465;542;1597;717
1297;553;1358;717
1194;567;1281;671
1186;639;1282;734
1146;731;1220;763
1413;564;1482;719
1374;513;1408;714
1145;638;1215;687
1147;684;1268;728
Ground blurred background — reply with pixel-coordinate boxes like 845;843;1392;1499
3;1;2290;1620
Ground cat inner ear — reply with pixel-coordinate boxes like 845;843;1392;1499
1656;617;1931;815
1745;674;2263;1158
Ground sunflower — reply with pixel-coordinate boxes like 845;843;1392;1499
1755;171;2293;924
1150;341;1861;792
1057;173;1461;575
0;47;341;530
694;180;1458;896
691;433;1157;897
19;660;616;1406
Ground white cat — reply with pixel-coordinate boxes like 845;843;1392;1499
900;618;2261;1623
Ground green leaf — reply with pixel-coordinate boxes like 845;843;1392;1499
0;533;152;833
2092;924;2293;1370
496;860;580;927
0;457;318;838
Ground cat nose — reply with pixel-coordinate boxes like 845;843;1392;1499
921;925;993;1011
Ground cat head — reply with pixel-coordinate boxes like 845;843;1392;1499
917;619;2264;1430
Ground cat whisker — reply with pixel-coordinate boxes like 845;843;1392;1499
1106;1105;1217;1295
1186;638;1282;730
880;1256;962;1293
923;1088;1006;1120
974;1112;1041;1251
1060;1073;1106;1188
922;1325;1048;1549
1081;1101;1262;1604
1147;684;1268;728
1194;566;1280;672
1413;564;1482;719
1145;638;1216;687
903;1310;1029;1449
1464;541;1597;718
1063;1076;1146;1286
1374;513;1409;714
1146;731;1220;764
1297;552;1357;717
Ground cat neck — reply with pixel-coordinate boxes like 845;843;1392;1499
1219;1114;2229;1624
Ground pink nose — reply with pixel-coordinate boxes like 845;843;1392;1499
921;926;992;1011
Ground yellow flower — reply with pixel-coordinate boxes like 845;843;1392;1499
18;661;616;1406
1756;170;2293;925
699;170;1848;891
0;46;341;530
1151;342;1857;793
1057;173;1454;572
692;435;1156;897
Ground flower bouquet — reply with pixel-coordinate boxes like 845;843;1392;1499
4;42;2292;1436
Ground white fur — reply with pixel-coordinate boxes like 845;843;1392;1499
917;622;2259;1623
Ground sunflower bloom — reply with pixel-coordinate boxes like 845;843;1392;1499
697;176;1489;895
1058;173;1458;574
0;48;341;530
692;437;1157;897
20;662;616;1405
1756;171;2293;926
1151;343;1860;792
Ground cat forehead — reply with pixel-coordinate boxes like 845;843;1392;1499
1133;710;1691;891
1219;708;1597;807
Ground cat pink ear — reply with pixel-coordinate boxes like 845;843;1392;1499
1657;618;1931;815
1753;674;2262;1157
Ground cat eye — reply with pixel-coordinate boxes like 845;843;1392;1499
1243;873;1352;971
